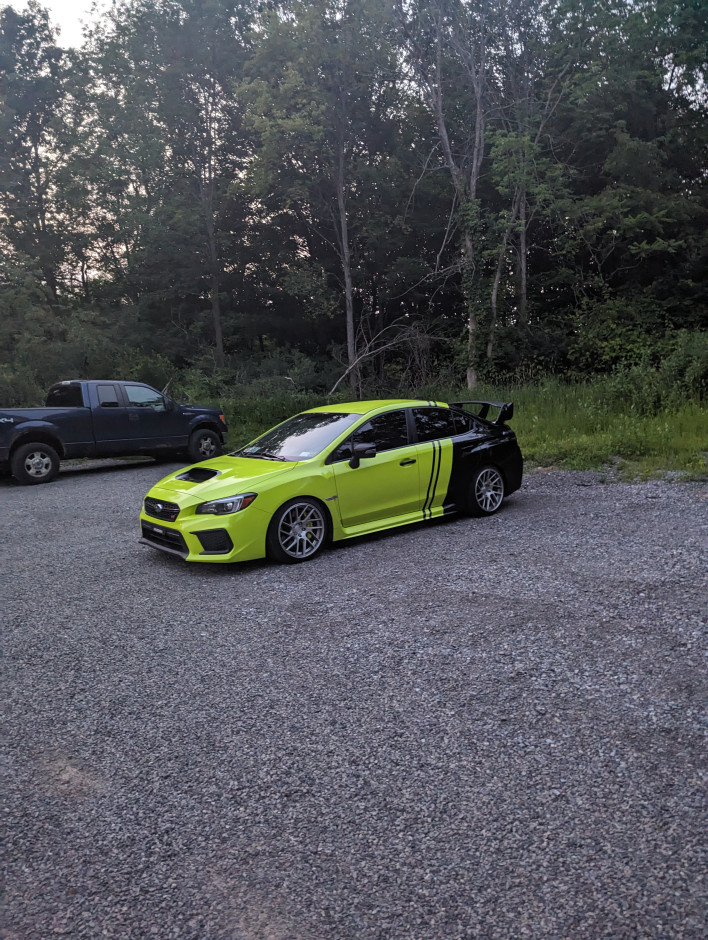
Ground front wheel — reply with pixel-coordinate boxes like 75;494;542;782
266;498;328;564
11;442;60;485
467;465;505;516
187;428;222;463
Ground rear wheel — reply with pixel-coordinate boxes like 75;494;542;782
11;442;60;485
467;465;504;516
187;428;221;462
266;498;328;564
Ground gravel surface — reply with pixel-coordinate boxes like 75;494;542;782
1;461;706;939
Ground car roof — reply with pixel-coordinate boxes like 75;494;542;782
307;399;446;416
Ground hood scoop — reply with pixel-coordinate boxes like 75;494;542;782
176;467;221;483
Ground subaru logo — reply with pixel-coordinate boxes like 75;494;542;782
155;502;163;512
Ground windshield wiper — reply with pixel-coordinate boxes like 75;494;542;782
238;449;287;461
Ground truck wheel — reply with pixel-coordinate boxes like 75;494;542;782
187;429;222;462
11;442;60;485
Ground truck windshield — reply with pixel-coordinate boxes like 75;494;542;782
233;412;361;462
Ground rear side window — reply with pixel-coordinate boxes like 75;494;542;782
450;408;481;434
46;384;83;407
413;407;456;443
97;385;120;407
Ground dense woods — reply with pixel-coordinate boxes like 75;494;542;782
1;0;706;404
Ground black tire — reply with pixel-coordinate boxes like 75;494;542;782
187;428;222;463
467;465;505;516
266;498;328;564
11;442;60;485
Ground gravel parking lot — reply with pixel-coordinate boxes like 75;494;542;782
1;461;706;939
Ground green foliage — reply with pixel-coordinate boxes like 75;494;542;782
472;374;707;479
0;0;706;396
568;295;664;372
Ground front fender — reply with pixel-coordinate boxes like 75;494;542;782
187;414;228;441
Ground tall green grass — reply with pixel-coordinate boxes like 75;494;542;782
217;377;707;480
506;383;708;478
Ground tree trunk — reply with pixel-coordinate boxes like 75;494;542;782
204;203;225;369
336;141;358;394
518;186;528;325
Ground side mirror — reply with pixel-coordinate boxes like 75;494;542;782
349;442;376;469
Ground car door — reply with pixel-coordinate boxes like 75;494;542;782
329;409;420;529
411;407;457;517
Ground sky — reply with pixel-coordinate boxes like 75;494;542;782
18;0;101;48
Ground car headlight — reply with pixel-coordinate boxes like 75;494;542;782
196;493;257;515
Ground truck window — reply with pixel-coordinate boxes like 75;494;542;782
125;384;166;411
46;384;83;408
97;385;120;407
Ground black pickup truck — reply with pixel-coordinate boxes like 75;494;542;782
0;380;228;485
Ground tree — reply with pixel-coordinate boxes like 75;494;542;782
240;0;409;392
0;2;66;301
75;0;254;367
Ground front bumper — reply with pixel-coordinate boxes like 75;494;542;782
139;502;269;564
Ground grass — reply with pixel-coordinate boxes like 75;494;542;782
218;378;708;481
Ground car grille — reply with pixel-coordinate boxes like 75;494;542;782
144;497;180;522
141;521;188;556
197;529;234;554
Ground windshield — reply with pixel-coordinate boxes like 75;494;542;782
233;411;361;462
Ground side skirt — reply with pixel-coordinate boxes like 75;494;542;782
336;504;459;541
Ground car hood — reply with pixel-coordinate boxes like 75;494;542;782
149;455;297;503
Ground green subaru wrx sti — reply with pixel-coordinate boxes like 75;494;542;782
139;398;523;565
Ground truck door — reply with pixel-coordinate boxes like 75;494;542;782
91;382;133;454
122;384;188;449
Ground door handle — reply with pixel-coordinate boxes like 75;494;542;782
399;458;416;466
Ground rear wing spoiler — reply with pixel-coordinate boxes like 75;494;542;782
451;400;514;424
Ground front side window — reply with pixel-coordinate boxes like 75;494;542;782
413;407;456;443
125;385;165;410
236;412;361;462
354;411;409;452
330;410;410;461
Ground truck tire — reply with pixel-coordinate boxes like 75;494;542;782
187;428;222;463
11;442;60;485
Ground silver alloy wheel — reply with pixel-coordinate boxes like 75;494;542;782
24;449;54;479
277;501;326;560
188;429;221;462
197;435;218;459
474;467;504;513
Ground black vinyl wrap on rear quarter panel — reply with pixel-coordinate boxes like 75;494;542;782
443;432;523;510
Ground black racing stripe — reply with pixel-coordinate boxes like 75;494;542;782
422;439;440;520
430;439;443;514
